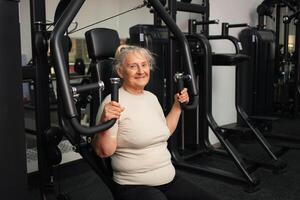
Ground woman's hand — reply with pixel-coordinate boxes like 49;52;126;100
166;88;189;134
174;88;189;108
100;101;125;123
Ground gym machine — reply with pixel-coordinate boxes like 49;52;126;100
27;0;199;199
238;0;300;149
129;24;169;112
160;0;288;191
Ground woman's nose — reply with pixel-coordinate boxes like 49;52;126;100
136;65;143;73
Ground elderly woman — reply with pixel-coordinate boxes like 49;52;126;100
93;45;218;200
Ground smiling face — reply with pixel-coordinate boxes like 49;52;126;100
117;51;151;93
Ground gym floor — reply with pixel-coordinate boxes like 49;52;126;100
27;118;300;200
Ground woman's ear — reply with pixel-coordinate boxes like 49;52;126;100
116;67;123;78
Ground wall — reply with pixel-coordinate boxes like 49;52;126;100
19;0;263;144
208;0;263;143
19;0;31;64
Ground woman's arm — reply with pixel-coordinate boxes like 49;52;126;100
92;129;117;158
166;88;189;135
92;101;124;157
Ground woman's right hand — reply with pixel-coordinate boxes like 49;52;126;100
100;101;125;123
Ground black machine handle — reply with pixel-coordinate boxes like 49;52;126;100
174;72;191;92
283;10;300;24
72;81;105;95
148;0;199;109
226;23;249;28
193;19;219;25
221;22;249;36
188;19;218;35
208;22;244;54
208;35;242;54
50;0;120;136
70;78;120;136
174;72;193;109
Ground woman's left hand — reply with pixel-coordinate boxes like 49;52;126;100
174;88;189;106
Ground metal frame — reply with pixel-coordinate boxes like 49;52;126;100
166;1;286;189
29;0;55;198
166;0;261;190
253;2;300;146
48;0;199;199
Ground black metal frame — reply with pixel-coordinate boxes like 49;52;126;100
29;0;56;198
211;33;284;166
253;2;300;146
166;0;262;189
47;0;199;198
167;1;286;187
261;8;300;145
50;0;199;137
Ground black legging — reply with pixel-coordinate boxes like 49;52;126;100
112;173;219;200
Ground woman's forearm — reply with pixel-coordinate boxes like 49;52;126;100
166;102;182;135
92;130;117;157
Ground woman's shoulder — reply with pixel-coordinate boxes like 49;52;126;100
144;90;158;100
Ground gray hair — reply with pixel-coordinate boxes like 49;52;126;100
113;45;155;71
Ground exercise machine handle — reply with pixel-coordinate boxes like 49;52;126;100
227;23;249;28
222;22;249;36
174;72;195;109
110;78;120;102
208;35;242;54
193;19;219;25
70;78;120;136
72;81;104;95
50;0;119;136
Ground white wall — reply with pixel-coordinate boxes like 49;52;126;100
19;0;263;144
19;0;32;65
208;0;263;143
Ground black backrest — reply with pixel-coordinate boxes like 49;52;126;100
85;28;120;60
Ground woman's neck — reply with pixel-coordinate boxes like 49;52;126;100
122;85;144;95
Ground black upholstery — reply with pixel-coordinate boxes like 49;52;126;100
212;53;249;66
85;28;120;60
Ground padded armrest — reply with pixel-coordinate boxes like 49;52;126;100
212;53;249;66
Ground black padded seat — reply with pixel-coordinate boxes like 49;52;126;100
212;53;249;66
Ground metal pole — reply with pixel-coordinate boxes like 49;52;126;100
30;0;54;198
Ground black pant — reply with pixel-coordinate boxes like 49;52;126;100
112;173;219;200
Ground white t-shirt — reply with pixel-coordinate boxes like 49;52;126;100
96;87;175;186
